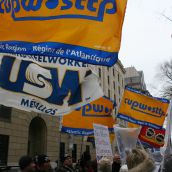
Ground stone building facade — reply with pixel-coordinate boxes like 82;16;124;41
93;60;126;126
0;108;94;167
125;67;147;91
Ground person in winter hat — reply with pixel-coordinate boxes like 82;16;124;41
112;153;121;172
98;157;112;172
126;148;155;172
19;156;36;172
34;154;52;172
58;154;76;172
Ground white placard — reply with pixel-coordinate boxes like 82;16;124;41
113;125;141;164
93;123;113;161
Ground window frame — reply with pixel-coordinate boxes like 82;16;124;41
0;134;9;166
59;142;65;162
0;105;12;122
72;144;77;163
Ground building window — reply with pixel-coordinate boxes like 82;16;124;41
0;135;9;166
114;108;116;115
118;73;120;82
98;68;101;78
114;95;116;103
118;86;121;95
108;90;110;98
72;144;77;163
0;105;12;122
86;145;90;153
113;69;115;76
108;76;110;85
60;142;65;162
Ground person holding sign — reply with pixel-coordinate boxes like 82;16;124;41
98;157;112;172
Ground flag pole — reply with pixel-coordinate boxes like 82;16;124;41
80;136;84;158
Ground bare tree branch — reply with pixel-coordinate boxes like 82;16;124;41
161;13;172;22
159;59;172;99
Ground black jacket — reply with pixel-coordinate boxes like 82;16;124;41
112;162;121;172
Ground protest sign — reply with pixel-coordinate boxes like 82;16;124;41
94;124;113;162
0;54;103;115
0;0;127;66
87;133;115;144
139;126;165;148
128;122;165;148
113;125;141;163
117;87;169;129
61;97;115;135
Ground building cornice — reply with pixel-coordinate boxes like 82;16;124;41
116;60;126;74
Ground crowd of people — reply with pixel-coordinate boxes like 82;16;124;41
18;149;172;172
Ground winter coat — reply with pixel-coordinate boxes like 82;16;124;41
112;162;121;172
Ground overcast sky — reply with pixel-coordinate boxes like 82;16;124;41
119;0;172;96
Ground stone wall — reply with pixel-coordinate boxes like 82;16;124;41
0;108;95;166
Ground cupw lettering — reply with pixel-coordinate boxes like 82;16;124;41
0;0;117;21
125;98;165;118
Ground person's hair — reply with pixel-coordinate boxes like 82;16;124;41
80;151;91;168
126;148;147;170
98;158;112;172
19;156;33;170
60;154;71;164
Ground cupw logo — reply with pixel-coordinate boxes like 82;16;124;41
125;98;166;118
0;0;117;21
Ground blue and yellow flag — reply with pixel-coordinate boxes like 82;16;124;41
117;87;169;129
0;54;103;115
0;0;127;66
61;97;116;135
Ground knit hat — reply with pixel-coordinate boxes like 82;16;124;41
61;154;72;163
98;157;112;172
34;154;50;166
